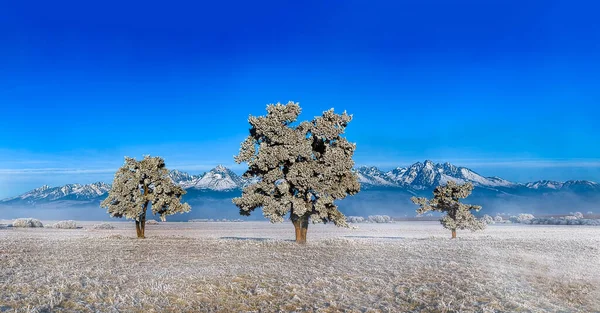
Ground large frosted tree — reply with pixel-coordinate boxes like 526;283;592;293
101;155;191;238
233;101;360;243
411;181;485;238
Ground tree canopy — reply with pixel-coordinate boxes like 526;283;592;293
101;155;191;237
233;101;360;242
411;181;485;238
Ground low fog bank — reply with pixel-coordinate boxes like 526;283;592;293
1;189;598;221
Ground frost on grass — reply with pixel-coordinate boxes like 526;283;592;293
12;218;43;228
50;220;77;229
92;223;115;230
0;222;599;312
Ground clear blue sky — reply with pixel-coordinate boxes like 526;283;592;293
1;0;599;198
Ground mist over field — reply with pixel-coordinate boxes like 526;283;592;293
2;187;598;222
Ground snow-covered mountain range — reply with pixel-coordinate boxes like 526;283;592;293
1;161;599;210
2;182;111;204
169;165;248;191
356;160;517;189
354;160;600;192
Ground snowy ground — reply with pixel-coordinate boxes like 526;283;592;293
0;221;599;312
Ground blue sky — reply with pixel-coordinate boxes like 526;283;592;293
1;0;599;198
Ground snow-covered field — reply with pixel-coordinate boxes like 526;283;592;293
0;221;599;312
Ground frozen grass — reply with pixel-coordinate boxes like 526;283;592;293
0;221;599;312
11;218;43;228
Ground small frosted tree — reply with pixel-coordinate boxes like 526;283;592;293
411;181;485;238
101;155;191;238
481;214;494;225
233;101;360;243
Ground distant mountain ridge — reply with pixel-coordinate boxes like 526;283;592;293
169;165;245;191
354;160;596;191
3;161;600;203
2;182;111;204
2;161;599;219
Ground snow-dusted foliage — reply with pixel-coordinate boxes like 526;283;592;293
146;220;159;225
411;181;485;238
524;217;600;225
481;214;495;225
494;215;503;222
101;155;191;238
92;223;115;230
367;215;392;223
12;218;43;228
346;216;365;223
232;102;360;243
572;212;584;219
517;214;535;223
51;220;77;229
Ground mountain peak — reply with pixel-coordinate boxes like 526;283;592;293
174;165;242;191
37;185;51;191
213;165;228;172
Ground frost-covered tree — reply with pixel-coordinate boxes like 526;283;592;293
481;214;494;225
517;213;535;223
411;181;485;238
101;155;191;238
233;102;360;243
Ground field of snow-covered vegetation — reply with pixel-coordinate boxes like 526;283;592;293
0;220;599;312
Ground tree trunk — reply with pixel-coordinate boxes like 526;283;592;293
135;220;142;237
136;200;148;239
136;186;149;238
140;212;146;238
291;214;309;244
451;229;457;239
